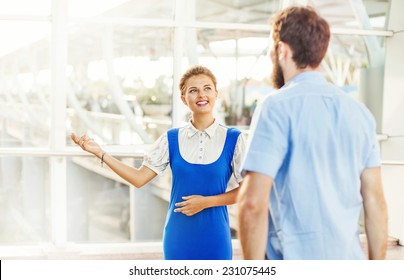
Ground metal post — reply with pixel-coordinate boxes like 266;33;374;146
50;0;68;247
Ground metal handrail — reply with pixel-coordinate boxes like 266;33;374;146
0;145;151;157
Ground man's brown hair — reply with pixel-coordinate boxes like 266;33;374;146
271;6;330;69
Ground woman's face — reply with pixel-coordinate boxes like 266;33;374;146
181;74;218;116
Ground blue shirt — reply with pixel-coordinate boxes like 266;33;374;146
242;71;380;259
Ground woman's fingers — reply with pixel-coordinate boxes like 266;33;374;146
71;133;102;158
174;207;192;216
175;201;186;207
71;133;79;144
174;201;187;213
71;133;93;150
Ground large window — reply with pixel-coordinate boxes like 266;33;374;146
0;0;392;252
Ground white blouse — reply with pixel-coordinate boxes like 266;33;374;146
143;120;246;183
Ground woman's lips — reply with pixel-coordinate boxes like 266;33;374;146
196;100;208;106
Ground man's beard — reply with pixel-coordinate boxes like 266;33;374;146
271;51;285;89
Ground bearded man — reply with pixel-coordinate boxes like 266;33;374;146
237;5;388;260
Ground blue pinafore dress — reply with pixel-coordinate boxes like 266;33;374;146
163;127;240;260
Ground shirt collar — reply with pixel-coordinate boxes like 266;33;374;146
287;71;325;86
186;119;219;139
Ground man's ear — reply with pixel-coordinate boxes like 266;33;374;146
277;41;289;60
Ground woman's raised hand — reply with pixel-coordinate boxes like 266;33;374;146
71;133;104;158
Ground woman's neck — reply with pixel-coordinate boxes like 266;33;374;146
191;115;215;131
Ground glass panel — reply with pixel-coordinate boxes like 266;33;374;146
0;0;51;16
68;0;175;19
362;0;390;29
196;0;280;24
66;23;174;146
194;0;390;28
0;156;51;244
0;21;51;148
313;0;390;30
67;156;168;243
67;156;131;243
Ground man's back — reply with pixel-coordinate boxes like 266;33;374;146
244;71;380;259
238;5;386;261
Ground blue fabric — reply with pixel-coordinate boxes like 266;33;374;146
242;71;380;259
163;127;240;260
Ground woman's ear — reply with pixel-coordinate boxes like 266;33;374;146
181;94;188;106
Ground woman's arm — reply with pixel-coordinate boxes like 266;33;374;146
71;133;157;188
174;186;240;216
100;152;158;188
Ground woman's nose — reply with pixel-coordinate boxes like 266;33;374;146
196;89;206;97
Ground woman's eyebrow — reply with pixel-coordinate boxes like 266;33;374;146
187;83;212;90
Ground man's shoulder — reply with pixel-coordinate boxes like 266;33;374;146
260;83;312;106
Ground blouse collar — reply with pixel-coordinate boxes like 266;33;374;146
186;119;219;139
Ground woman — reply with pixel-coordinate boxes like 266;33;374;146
72;66;245;259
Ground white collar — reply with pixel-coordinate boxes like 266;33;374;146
186;119;219;139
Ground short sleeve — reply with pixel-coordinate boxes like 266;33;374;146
241;99;289;178
143;133;169;175
232;132;247;183
364;124;381;169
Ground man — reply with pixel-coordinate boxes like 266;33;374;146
237;6;387;260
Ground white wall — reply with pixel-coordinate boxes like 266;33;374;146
381;0;404;245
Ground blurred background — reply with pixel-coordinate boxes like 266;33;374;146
1;0;403;259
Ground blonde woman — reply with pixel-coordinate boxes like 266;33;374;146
72;66;245;259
